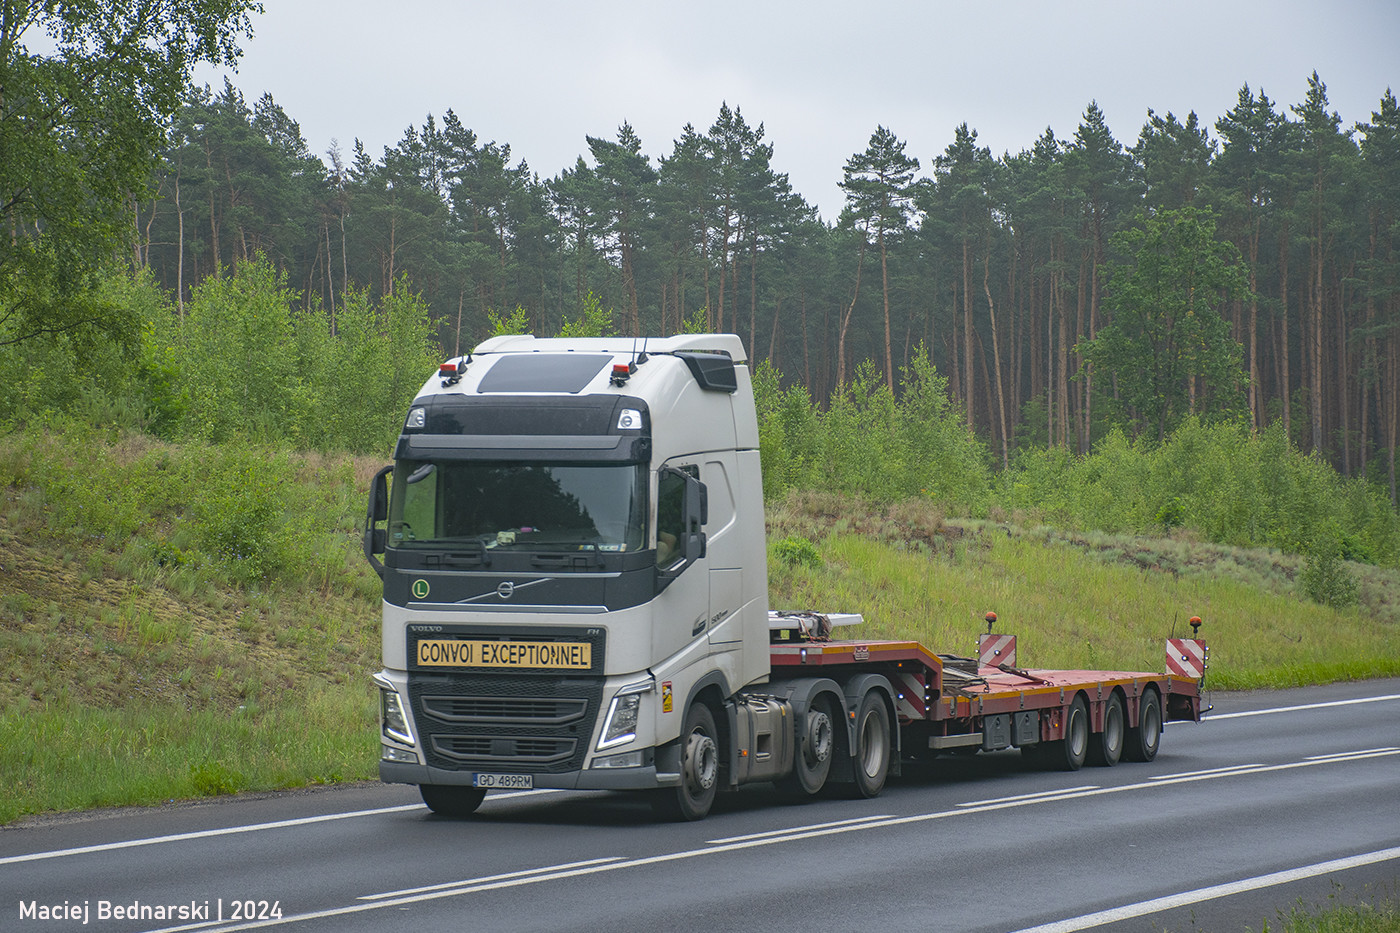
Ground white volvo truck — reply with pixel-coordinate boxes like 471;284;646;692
364;334;1203;820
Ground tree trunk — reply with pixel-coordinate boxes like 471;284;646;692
962;236;974;428
1279;221;1292;439
838;225;869;388
175;174;185;321
880;224;893;393
984;253;1009;468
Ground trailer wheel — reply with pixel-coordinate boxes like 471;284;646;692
776;697;835;799
848;690;891;798
1088;693;1124;767
419;784;487;817
1047;696;1089;771
652;702;719;821
1124;688;1162;762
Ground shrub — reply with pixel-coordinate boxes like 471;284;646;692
1300;529;1359;608
774;536;822;568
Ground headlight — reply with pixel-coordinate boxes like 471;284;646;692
598;693;641;750
381;688;414;746
597;677;653;751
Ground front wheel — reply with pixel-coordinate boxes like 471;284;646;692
652;703;720;821
419;784;487;817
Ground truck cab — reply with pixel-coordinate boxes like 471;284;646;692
366;334;770;818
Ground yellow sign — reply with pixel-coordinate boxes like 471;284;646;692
416;639;592;670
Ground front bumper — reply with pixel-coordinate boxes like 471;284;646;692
380;759;679;791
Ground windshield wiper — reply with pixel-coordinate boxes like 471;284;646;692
530;551;604;570
441;539;492;568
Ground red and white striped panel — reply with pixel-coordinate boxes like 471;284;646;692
1166;638;1207;678
978;634;1017;668
892;672;926;721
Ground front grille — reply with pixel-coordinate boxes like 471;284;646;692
409;672;603;774
431;735;577;764
420;695;588;725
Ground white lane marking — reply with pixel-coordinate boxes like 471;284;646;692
1306;747;1400;761
707;815;894;845
358;857;624;900
959;787;1100;807
0;805;422;866
1006;846;1400;933
0;790;566;866
1206;693;1400;720
133;748;1400;933
7;691;1395;866
1149;764;1263;780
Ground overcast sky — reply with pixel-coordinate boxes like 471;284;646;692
195;0;1399;218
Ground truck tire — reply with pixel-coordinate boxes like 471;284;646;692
1124;688;1163;762
419;784;487;817
776;697;835;799
1047;695;1089;771
848;690;891;798
652;702;719;821
1088;693;1125;767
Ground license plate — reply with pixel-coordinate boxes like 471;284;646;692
471;773;534;789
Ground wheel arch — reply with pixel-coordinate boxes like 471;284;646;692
830;673;901;780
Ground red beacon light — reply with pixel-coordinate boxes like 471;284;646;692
610;362;635;386
1189;616;1202;636
984;611;997;634
439;357;467;387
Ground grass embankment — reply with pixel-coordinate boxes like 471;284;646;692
768;493;1400;689
3;430;1399;824
0;428;385;823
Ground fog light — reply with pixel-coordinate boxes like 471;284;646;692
592;751;644;769
382;745;418;763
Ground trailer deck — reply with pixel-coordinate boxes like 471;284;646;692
768;612;1204;763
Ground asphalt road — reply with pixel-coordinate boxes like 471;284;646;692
3;679;1397;933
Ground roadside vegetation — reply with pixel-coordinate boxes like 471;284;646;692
1244;887;1399;933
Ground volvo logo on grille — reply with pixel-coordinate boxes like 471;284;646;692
497;581;515;599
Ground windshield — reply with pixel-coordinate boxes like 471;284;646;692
388;461;647;553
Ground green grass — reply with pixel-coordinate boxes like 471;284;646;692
1243;885;1400;933
3;433;1399;824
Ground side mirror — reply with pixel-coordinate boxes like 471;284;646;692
683;473;707;561
364;464;393;578
658;466;707;591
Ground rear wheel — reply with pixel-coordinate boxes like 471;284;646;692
1088;693;1125;767
1124;689;1163;762
652;702;719;821
1047;696;1089;771
848;690;891;798
776;698;835;799
419;784;487;817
